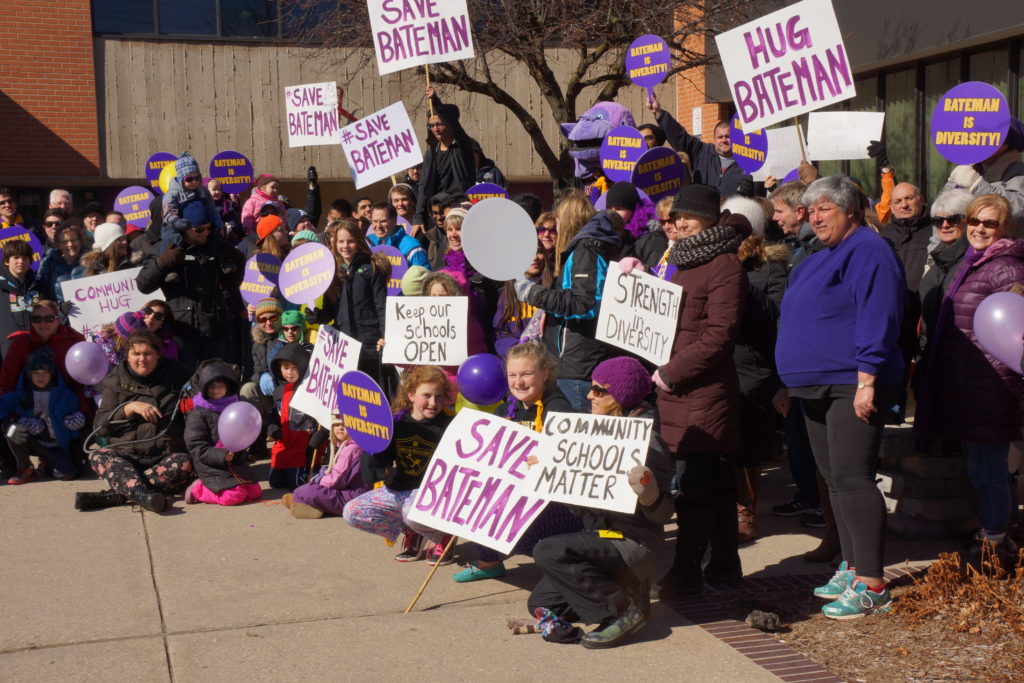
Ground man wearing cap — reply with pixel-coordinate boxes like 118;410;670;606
943;117;1024;233
285;208;315;236
367;203;430;268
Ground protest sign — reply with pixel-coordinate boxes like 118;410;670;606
461;198;537;281
600;126;647;183
371;244;409;296
625;34;671;98
240;254;282;306
930;81;1011;165
383;296;468;366
290;326;361;429
60;268;161;337
336;370;393;453
208;150;254;194
466;183;508;203
145;152;176;194
596;261;682;366
367;0;475;76
730;114;769;174
279;243;335;306
806;111;885;161
285;82;342;147
114;186;155;230
752;125;807;182
0;226;44;272
407;409;549;555
715;0;855;131
340;101;423;190
631;147;688;202
524;412;653;514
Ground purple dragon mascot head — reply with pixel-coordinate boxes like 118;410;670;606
560;101;637;183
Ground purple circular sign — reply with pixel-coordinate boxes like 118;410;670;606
782;168;800;184
625;34;671;96
730;114;769;174
931;81;1011;165
145;152;177;195
466;183;509;203
600;126;647;183
630;147;687;202
240;254;282;307
208;150;254;195
113;186;155;230
0;227;43;271
371;244;409;296
336;370;393;454
279;243;336;306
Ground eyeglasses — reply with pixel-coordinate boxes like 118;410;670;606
257;315;279;324
44;220;62;227
590;384;609;397
143;308;166;321
427;122;445;129
537;226;558;235
966;217;1002;229
0;198;14;206
642;135;655;141
282;325;301;332
930;214;964;228
31;314;56;323
183;175;201;183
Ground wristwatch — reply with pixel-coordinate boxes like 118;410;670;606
857;382;874;389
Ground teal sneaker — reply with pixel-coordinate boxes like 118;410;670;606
452;562;507;583
822;580;892;620
813;560;854;599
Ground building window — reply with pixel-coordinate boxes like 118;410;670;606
92;0;155;35
92;0;280;39
924;59;959;202
159;0;217;36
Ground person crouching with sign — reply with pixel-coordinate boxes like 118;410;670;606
526;356;673;648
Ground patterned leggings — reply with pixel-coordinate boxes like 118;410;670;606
89;449;194;497
343;487;445;544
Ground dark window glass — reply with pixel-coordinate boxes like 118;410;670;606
92;0;155;34
222;0;278;37
159;0;217;35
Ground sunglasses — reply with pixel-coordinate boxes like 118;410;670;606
257;315;279;324
282;325;301;332
143;307;166;321
183;175;202;183
642;135;655;141
31;314;57;323
44;220;62;227
0;198;14;206
428;123;446;129
191;225;211;234
930;214;963;228
590;384;609;397
537;226;558;235
967;217;1002;229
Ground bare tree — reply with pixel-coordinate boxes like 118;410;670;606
282;0;760;187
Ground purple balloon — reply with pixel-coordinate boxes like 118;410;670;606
973;292;1024;372
600;126;647;183
729;114;768;174
65;341;110;386
931;81;1011;166
145;152;177;195
457;354;507;405
217;401;263;452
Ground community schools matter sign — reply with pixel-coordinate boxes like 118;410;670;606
61;268;163;338
597;261;682;366
340;101;423;190
367;0;475;76
715;0;855;131
382;296;468;366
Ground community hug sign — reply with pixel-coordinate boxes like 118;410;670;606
61;268;163;337
368;0;475;76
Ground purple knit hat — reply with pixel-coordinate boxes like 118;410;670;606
115;310;147;340
591;356;651;410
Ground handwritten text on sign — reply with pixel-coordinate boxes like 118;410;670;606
383;296;468;366
597;262;682;366
367;0;475;76
340;101;423;189
285;81;342;147
61;268;163;338
290;326;361;429
525;413;652;515
407;409;549;554
715;0;854;131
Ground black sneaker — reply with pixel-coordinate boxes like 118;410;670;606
801;509;826;528
394;532;424;562
580;602;646;649
771;499;815;517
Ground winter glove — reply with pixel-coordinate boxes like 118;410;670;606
618;257;646;274
18;417;45;436
58;300;74;317
737;175;755;198
304;307;323;325
266;423;282;441
157;247;184;271
948;165;982;191
308;426;329;451
628;465;659;507
514;277;538;304
259;372;276;396
63;412;86;432
652;369;671;393
7;422;29;446
866;140;890;169
307;165;319;185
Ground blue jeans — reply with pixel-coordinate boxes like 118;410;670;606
557;379;591;413
962;441;1012;536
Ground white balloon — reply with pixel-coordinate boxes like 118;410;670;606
461;198;538;281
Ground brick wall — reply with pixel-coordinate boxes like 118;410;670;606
674;5;730;140
0;0;100;177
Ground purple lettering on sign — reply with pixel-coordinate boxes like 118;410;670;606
599;126;647;183
336;370;393;454
240;253;282;307
371;244;408;296
208;150;254;195
729;115;769;174
144;152;177;195
930;81;1011;166
368;0;475;76
113;186;155;230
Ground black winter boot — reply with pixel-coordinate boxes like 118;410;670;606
75;490;128;511
131;490;167;513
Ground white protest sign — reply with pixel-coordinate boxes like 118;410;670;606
524;412;652;515
340;101;423;189
61;268;163;338
367;0;475;76
407;409;549;554
806;111;885;161
596;262;682;366
752;125;808;182
285;81;342;147
715;0;855;131
382;296;467;366
289;326;361;428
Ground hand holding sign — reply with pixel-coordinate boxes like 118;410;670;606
461;198;537;281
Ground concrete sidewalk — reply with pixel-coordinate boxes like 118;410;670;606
0;463;947;682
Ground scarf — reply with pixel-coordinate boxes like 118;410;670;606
192;393;239;413
667;223;744;270
504;396;545;432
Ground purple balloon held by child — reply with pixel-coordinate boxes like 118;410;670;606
217;402;263;452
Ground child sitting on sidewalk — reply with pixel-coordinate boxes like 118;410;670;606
282;414;369;519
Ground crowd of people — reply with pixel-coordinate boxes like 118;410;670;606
1;85;1023;647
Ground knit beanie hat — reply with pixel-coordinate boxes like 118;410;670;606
25;348;57;377
286;208;310;232
115;310;147;340
721;196;765;237
254;298;283;320
291;229;320;245
671;184;721;221
182;201;212;228
400;265;430;296
606;182;641;212
257;215;284;242
255;173;278;190
93;222;125;251
591;356;651;411
280;309;305;328
175;153;201;179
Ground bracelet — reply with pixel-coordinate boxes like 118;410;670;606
857;382;874;389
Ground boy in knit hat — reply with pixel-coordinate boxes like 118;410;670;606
161;152;224;236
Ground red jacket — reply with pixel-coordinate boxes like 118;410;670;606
270;382;312;470
1;325;87;395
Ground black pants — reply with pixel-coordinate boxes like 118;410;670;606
528;531;636;625
799;385;894;578
11;438;78;478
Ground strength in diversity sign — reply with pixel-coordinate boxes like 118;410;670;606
340;101;423;189
930;81;1011;165
113;186;155;230
208;151;254;194
596;262;683;366
715;0;855;131
285;82;343;147
524;412;653;515
291;326;361;429
383;296;468;366
61;268;162;337
367;0;475;76
407;409;549;555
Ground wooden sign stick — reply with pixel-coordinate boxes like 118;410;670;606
404;535;458;613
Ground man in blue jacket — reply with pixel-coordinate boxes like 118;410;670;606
366;203;429;268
